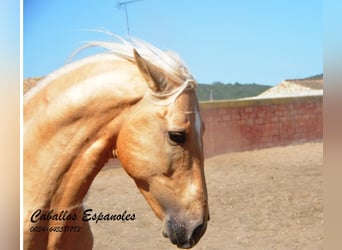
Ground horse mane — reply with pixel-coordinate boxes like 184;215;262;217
69;32;195;85
25;32;196;101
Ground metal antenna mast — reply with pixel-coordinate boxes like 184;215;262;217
117;0;143;38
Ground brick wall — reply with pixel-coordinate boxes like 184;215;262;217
199;95;323;157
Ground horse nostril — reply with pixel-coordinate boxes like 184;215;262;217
165;218;207;248
191;223;205;243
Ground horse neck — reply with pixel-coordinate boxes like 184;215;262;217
24;55;146;210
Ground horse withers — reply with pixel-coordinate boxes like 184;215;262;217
24;37;209;249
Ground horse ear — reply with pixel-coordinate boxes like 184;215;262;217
133;49;168;92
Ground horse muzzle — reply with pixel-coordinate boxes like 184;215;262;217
162;215;208;249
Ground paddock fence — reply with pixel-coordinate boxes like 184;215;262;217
200;95;323;157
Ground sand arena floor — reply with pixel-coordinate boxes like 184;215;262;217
84;142;323;250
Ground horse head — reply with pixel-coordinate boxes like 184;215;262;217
116;49;209;248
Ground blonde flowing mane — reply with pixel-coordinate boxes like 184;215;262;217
70;35;194;83
25;33;196;103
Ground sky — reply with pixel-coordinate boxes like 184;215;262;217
24;0;322;86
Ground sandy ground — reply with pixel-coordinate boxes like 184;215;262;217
84;142;323;250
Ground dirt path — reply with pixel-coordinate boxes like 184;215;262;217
84;142;323;250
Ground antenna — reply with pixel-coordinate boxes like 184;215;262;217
117;0;143;38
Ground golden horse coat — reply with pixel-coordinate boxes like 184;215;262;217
24;37;209;249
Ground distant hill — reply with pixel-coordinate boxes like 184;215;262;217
286;73;323;81
303;73;323;80
196;82;271;101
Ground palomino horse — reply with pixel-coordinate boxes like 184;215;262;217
24;37;209;249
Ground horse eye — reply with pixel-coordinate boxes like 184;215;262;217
168;131;187;145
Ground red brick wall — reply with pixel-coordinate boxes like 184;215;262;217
200;95;323;157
